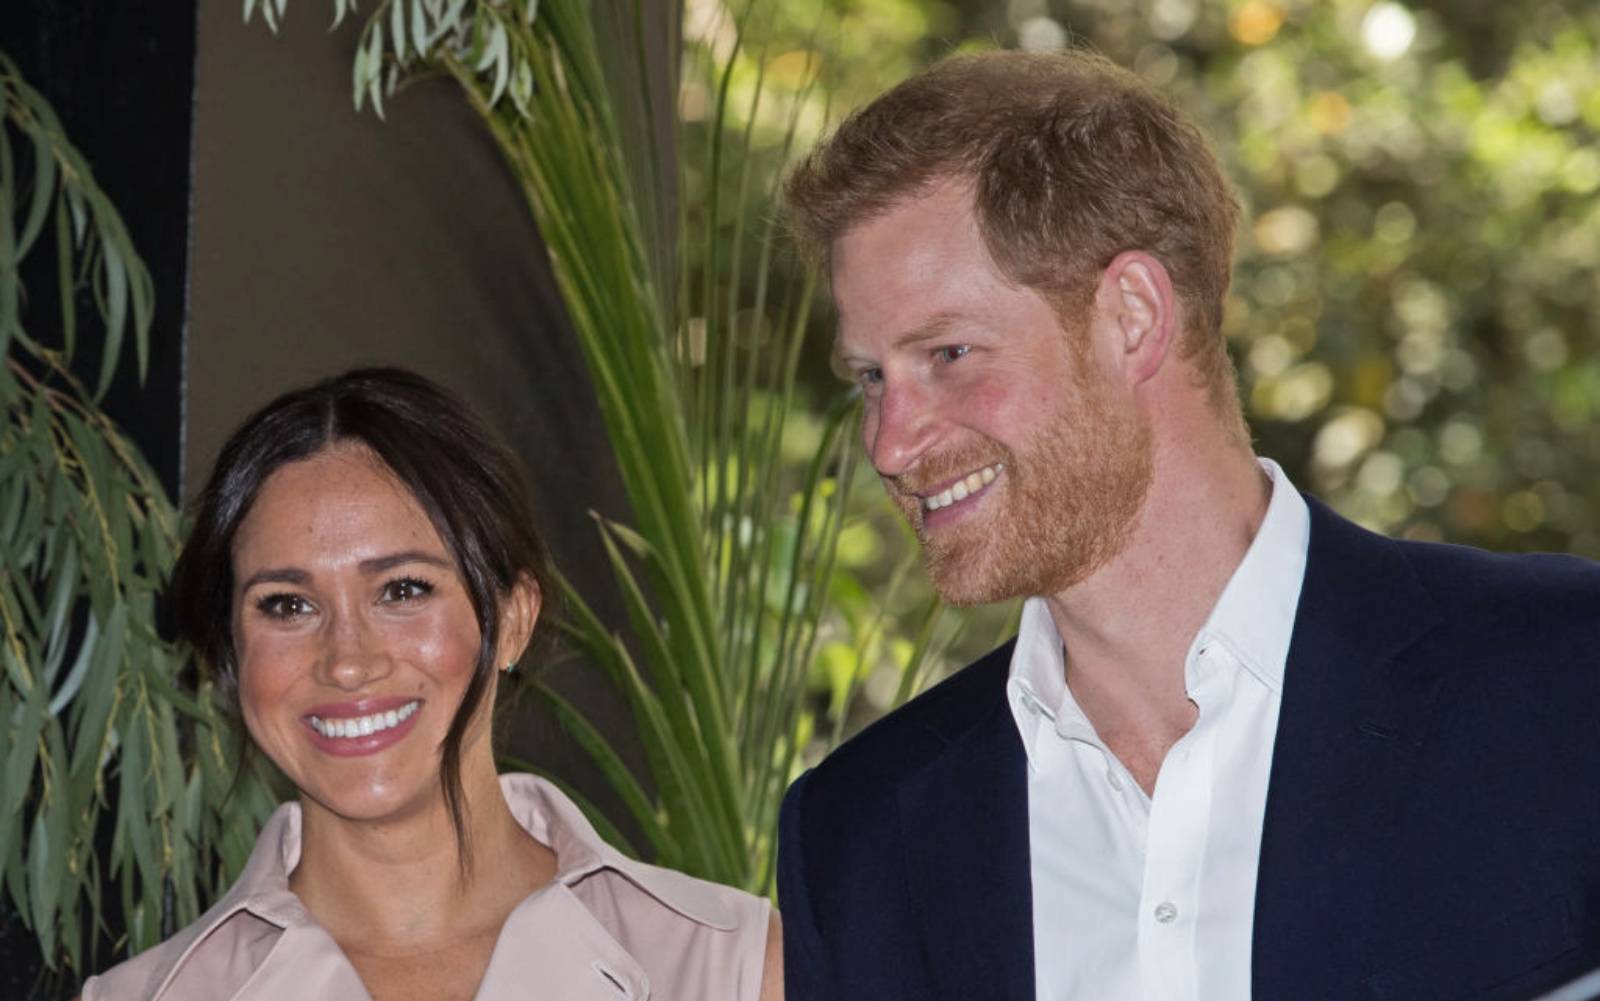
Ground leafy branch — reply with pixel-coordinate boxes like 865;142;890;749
0;52;275;975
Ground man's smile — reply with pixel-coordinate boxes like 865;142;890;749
920;462;1004;513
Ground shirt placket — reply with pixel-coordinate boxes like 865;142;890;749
1135;644;1223;1001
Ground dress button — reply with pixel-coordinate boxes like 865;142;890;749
1154;901;1178;924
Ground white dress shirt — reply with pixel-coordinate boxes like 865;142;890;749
1010;459;1310;1001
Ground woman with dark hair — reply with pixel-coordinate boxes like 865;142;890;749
79;368;781;1001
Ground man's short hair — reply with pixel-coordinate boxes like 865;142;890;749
785;49;1242;405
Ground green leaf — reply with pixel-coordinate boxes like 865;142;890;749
15;130;55;261
526;684;676;859
54;197;76;362
25;811;55;957
0;691;45;862
92;240;129;399
390;0;408;61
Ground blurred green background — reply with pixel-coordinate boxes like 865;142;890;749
690;0;1600;751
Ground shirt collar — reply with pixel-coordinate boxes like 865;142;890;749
1006;458;1310;763
497;772;738;930
1190;457;1309;693
148;772;735;996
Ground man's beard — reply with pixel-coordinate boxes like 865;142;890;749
885;374;1153;607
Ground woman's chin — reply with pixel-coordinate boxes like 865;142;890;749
296;766;443;828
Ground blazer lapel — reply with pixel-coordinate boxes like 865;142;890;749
898;684;1034;1001
1252;497;1445;998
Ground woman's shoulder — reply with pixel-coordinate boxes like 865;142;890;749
563;856;774;1001
499;773;775;997
79;803;302;1001
79;902;281;1001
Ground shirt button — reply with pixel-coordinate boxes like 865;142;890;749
1105;769;1122;791
1154;901;1178;924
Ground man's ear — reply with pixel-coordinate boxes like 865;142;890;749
1096;250;1177;387
497;574;543;671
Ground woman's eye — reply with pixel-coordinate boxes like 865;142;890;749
257;594;312;620
382;577;435;603
935;345;970;364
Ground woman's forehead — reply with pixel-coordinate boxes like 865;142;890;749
232;445;450;573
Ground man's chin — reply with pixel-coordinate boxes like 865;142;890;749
923;549;1025;608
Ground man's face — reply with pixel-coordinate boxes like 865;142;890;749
831;181;1152;606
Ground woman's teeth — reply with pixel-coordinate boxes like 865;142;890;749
309;700;419;739
923;463;1002;512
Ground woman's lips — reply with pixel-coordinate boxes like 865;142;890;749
301;696;423;757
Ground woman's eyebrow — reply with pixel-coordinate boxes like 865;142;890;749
237;552;450;593
358;551;452;574
238;567;309;592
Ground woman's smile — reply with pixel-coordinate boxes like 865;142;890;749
303;696;424;755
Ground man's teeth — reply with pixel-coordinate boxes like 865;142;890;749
923;463;1002;511
309;701;419;739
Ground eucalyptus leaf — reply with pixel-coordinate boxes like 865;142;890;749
3;55;271;973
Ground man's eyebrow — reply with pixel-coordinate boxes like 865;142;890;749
833;313;968;373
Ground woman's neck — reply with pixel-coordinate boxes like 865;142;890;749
288;759;557;955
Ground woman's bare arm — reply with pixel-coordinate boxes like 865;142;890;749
759;911;784;1001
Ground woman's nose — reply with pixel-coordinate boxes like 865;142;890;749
315;610;390;691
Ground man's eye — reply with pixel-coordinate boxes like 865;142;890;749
382;577;435;603
257;594;311;620
856;367;884;390
935;345;970;364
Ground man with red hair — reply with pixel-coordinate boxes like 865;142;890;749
777;49;1600;1001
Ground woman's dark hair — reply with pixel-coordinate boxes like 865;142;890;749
172;367;555;868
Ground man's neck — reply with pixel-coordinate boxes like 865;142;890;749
1042;441;1272;792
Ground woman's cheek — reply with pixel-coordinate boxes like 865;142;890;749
235;631;304;745
401;607;481;683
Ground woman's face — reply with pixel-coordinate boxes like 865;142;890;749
229;444;535;826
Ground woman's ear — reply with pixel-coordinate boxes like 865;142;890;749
498;574;543;672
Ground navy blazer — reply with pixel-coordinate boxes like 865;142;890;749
779;497;1600;1000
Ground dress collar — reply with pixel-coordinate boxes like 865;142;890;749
141;773;733;1001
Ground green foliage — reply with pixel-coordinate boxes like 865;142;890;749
0;53;274;975
249;0;949;892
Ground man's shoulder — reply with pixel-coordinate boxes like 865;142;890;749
1391;534;1600;635
1308;495;1600;641
800;638;1015;803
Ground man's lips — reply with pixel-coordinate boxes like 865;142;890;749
917;462;1004;512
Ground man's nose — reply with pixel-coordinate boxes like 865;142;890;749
866;380;940;478
315;609;390;691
